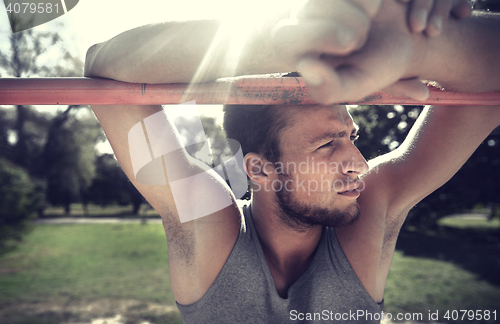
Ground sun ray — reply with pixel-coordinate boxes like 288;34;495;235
181;0;305;104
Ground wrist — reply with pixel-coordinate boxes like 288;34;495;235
418;13;500;92
236;11;295;76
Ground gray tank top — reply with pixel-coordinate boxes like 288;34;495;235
176;204;384;323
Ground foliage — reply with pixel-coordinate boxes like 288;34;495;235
175;114;252;199
350;105;422;160
0;19;82;78
0;16;82;169
408;126;500;228
174;115;228;164
85;154;145;214
0;16;96;215
473;0;500;12
0;109;12;161
42;109;101;214
0;159;45;251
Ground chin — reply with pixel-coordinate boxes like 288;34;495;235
275;187;361;232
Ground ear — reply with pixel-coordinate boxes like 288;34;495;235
244;153;275;184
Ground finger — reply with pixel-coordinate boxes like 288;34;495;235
451;0;472;18
297;0;368;20
409;0;434;33
292;0;371;51
425;0;451;37
298;57;381;104
382;79;431;101
271;19;366;61
298;58;364;104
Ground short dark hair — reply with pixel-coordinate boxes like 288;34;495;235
222;105;290;163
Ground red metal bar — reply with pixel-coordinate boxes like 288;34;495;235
1;77;499;106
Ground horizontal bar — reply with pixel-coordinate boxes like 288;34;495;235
1;77;499;106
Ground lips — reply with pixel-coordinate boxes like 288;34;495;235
337;181;360;193
336;180;361;197
337;188;360;198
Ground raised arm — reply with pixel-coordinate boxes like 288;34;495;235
348;105;500;302
366;106;500;225
84;1;380;84
84;20;288;84
85;26;248;304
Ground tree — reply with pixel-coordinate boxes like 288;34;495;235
473;0;500;12
350;105;423;160
0;159;44;252
0;17;101;216
42;109;101;215
85;153;145;215
0;109;12;161
0;19;83;171
175;114;252;199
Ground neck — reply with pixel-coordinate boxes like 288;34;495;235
250;195;323;271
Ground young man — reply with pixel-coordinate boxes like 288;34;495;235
84;0;500;322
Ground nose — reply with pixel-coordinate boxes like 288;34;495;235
341;143;369;176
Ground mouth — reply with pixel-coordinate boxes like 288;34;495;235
337;188;360;198
337;181;361;197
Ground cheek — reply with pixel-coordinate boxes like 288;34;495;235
286;173;336;201
280;155;336;177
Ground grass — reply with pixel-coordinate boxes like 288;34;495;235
0;223;172;304
0;223;181;324
42;203;160;218
0;214;499;323
439;216;500;229
384;216;500;323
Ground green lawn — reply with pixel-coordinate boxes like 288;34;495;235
0;223;181;324
384;216;500;323
42;203;160;218
439;216;500;229
0;216;499;323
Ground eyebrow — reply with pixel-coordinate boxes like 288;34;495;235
309;124;359;145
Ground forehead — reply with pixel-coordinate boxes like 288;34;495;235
279;105;354;143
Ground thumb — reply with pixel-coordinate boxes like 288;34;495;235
382;78;430;101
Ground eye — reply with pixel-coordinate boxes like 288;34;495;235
318;141;333;149
350;134;359;142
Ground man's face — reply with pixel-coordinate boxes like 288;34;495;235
270;105;369;231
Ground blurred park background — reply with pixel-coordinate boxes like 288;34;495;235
1;0;500;323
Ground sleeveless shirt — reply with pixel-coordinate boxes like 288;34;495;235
176;204;384;323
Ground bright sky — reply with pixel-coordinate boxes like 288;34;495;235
0;0;300;153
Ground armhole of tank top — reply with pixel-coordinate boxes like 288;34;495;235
327;227;384;310
176;206;247;309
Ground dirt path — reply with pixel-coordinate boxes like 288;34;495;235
0;299;181;324
34;217;162;225
0;300;439;324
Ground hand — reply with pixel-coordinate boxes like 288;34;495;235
294;0;432;104
271;0;472;104
402;0;472;36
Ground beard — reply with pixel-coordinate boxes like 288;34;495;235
275;174;360;232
